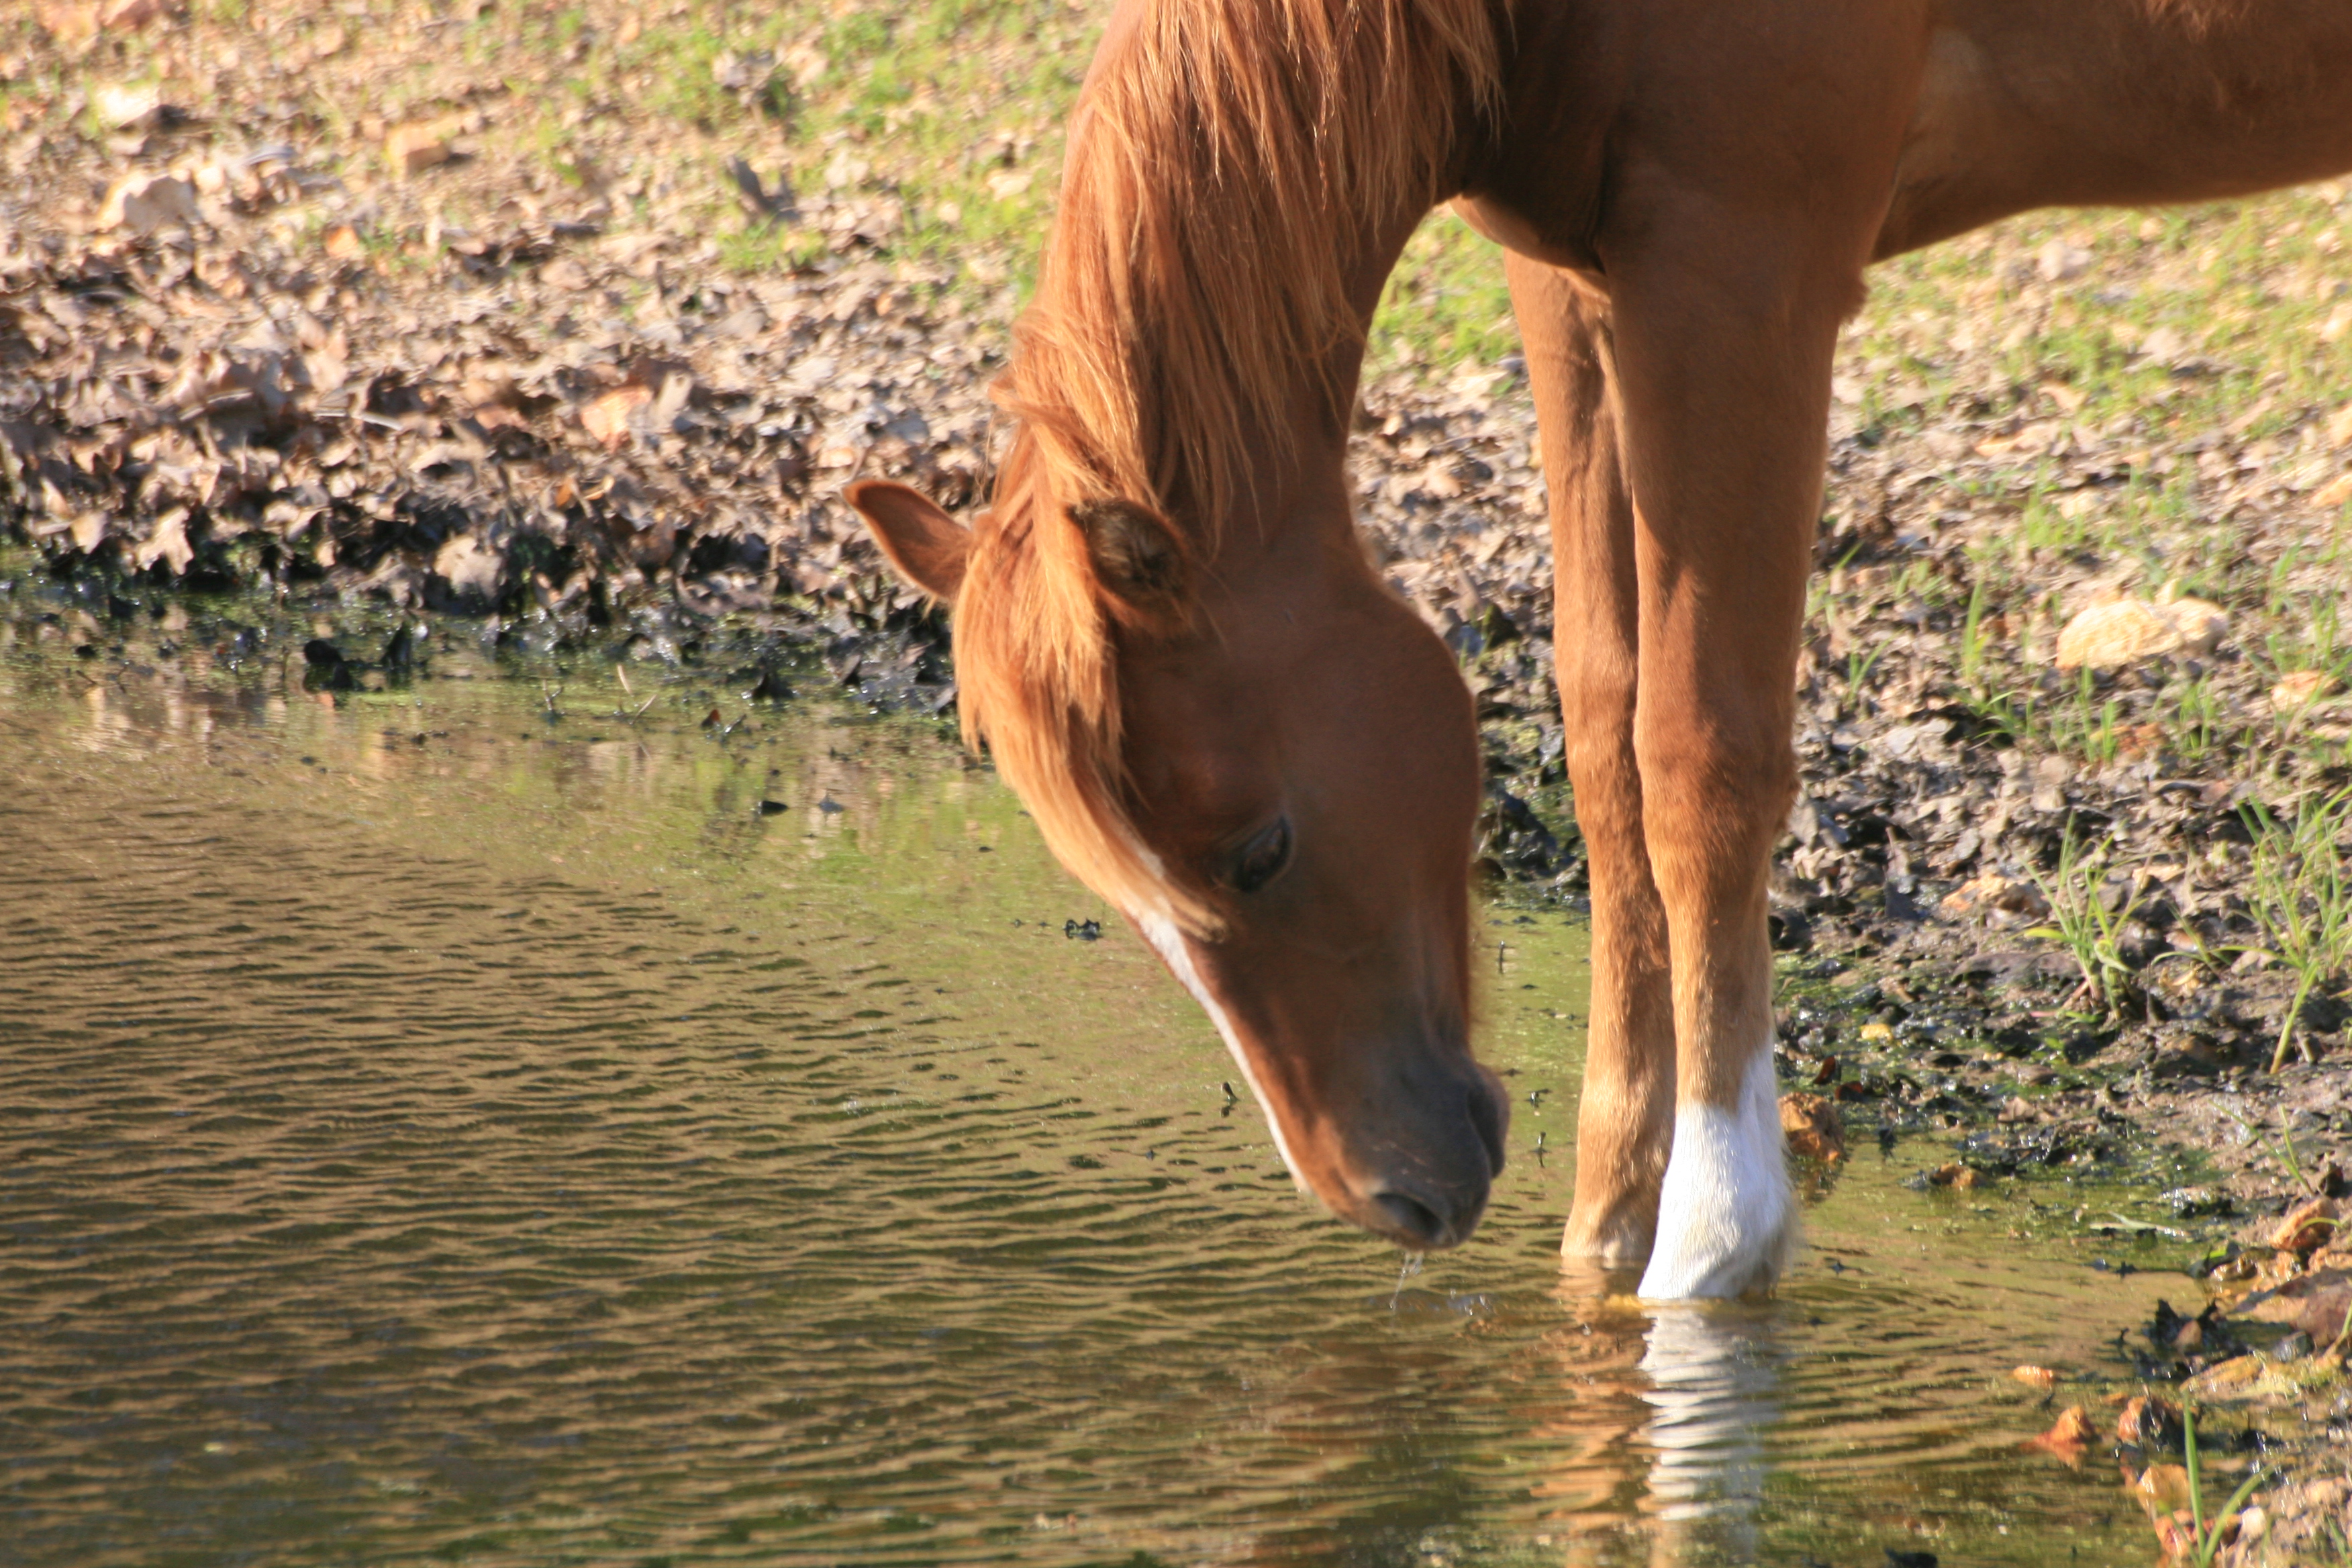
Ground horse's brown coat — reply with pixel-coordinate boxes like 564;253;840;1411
850;0;2352;1287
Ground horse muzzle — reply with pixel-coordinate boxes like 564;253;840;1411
1337;1057;1510;1251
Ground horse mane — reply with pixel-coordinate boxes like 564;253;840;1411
954;0;1502;932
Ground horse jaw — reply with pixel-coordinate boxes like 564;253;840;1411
1637;1045;1796;1300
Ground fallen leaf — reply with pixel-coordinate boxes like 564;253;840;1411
581;383;652;448
2157;596;2228;655
322;224;366;260
2271;670;2345;714
2329;404;2352;449
97;171;198;234
2134;1461;2193;1515
1778;1091;1846;1161
98;0;171;28
1939;873;2049;920
35;3;101;43
2315;471;2352;509
2056;599;2179;670
2117;1393;2182;1449
2272;1197;2343;1255
385;123;452;178
2026;1404;2096;1465
91;81;162;130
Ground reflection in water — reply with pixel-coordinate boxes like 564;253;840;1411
0;634;2173;1567
1639;1306;1777;1559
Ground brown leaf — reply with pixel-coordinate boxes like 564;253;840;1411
2133;1461;2192;1516
97;172;199;235
36;3;101;43
2026;1403;2096;1465
2271;1197;2343;1255
1778;1092;1846;1161
2116;1393;2182;1449
2271;670;2344;715
385;124;452;179
98;0;172;29
581;383;651;448
2055;599;2179;671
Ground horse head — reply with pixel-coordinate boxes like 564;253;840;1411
847;471;1508;1250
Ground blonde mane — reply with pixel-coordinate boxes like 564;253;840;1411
954;0;1502;931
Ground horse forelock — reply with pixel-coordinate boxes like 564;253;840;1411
951;0;1501;936
954;448;1223;936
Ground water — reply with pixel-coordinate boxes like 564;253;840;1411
0;628;2183;1566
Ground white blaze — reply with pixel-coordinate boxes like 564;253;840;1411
1132;908;1307;1189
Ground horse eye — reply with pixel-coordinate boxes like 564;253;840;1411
1230;818;1292;895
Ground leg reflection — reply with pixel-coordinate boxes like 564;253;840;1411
1638;1303;1779;1561
1536;1264;1783;1563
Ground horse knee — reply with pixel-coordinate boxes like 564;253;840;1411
1631;722;1794;874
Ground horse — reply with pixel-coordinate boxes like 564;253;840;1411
845;0;2352;1297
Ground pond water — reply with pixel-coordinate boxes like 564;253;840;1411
0;625;2188;1567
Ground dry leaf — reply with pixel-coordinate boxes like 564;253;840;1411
2271;1197;2342;1255
2158;596;2228;654
385;124;452;178
2117;1394;2182;1449
97;171;198;234
2026;1404;2096;1465
99;0;172;28
36;3;101;42
1778;1092;1846;1162
2056;599;2180;670
581;383;652;448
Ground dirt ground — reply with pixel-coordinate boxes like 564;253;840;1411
5;2;2351;1555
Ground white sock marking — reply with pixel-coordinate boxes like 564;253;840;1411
1637;1042;1794;1300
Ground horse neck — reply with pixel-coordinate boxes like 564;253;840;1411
1201;206;1430;585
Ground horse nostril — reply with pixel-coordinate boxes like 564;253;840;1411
1373;1190;1453;1249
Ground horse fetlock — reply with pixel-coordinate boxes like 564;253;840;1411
1562;1202;1659;1271
1636;1049;1795;1300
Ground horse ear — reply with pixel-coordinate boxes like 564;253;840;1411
844;480;969;602
1070;499;1186;609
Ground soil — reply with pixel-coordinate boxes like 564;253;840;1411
5;4;2351;1551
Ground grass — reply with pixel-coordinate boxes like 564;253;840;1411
2239;789;2352;1071
2027;826;2146;1020
2179;1401;2267;1568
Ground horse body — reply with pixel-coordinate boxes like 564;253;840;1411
848;0;2352;1295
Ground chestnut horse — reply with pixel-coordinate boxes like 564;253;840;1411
847;0;2352;1296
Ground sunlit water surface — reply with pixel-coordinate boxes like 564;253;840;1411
0;634;2184;1567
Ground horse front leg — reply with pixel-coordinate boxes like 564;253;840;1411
1507;254;1676;1272
1608;247;1853;1301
